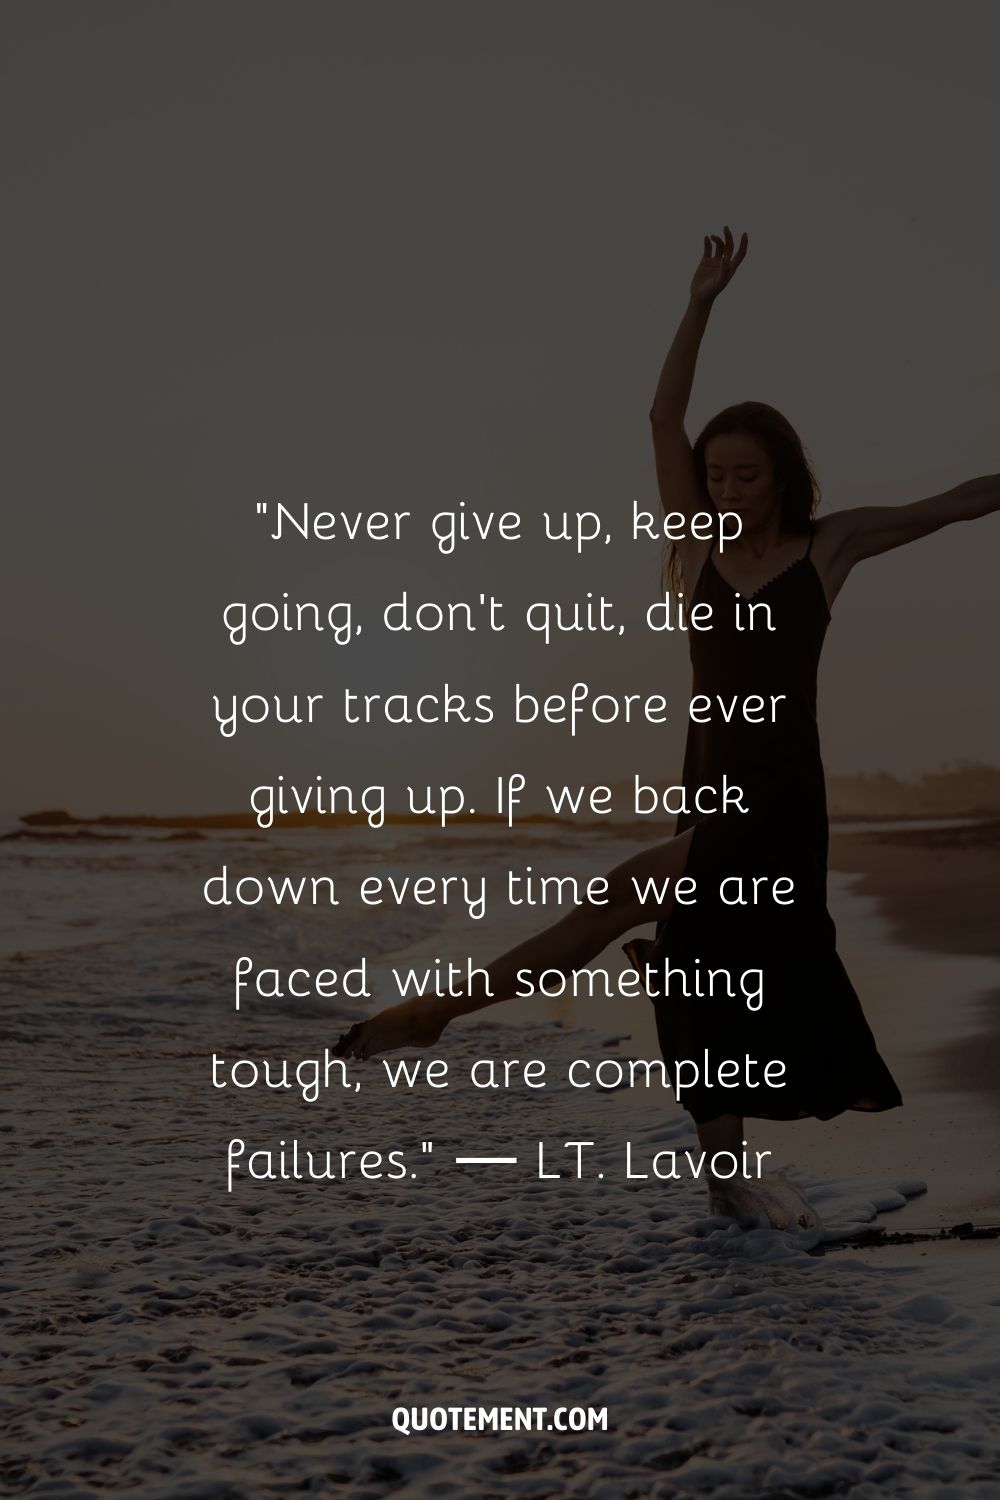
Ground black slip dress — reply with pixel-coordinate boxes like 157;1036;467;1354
622;529;904;1125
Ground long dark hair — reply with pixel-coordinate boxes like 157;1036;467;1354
662;401;821;596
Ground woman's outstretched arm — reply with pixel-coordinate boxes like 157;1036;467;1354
826;474;1000;569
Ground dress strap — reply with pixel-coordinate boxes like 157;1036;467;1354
804;525;816;559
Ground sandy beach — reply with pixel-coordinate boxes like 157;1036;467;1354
5;1001;1000;1498
3;814;1000;1494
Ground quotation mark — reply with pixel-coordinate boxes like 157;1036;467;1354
411;1141;434;1176
256;502;267;515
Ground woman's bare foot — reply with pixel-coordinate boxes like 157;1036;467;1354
706;1175;820;1231
765;1173;820;1230
334;996;450;1060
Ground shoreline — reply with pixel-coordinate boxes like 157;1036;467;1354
4;819;1000;1491
732;821;1000;1229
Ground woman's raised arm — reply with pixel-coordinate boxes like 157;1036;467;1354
649;228;748;546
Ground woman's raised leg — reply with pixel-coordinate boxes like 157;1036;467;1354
335;828;696;1058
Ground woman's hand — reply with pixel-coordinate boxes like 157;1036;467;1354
689;225;748;308
334;995;451;1060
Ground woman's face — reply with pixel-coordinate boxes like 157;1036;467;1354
704;432;781;531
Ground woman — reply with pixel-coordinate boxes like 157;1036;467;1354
337;226;999;1223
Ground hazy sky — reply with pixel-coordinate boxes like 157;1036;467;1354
3;1;999;815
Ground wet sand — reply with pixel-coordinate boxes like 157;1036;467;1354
755;822;1000;1229
831;820;1000;963
830;823;1000;1115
